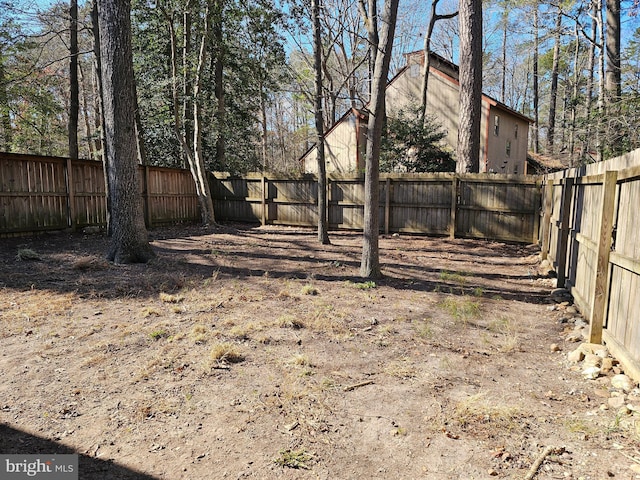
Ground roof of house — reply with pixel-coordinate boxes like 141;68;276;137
393;50;534;124
301;50;533;162
526;151;568;174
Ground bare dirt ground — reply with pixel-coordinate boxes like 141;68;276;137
1;224;640;479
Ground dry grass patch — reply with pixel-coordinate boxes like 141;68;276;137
3;291;74;324
454;393;524;433
301;284;318;296
71;256;109;271
159;292;185;303
141;306;162;318
189;324;208;344
287;353;312;367
277;315;305;329
385;358;418;379
209;342;245;364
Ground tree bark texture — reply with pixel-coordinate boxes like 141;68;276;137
213;0;225;168
69;0;79;159
456;0;482;173
359;0;399;278
0;59;13;150
532;0;539;153
547;10;562;153
313;0;330;244
97;0;154;263
420;0;458;125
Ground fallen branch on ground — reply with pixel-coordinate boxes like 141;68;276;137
524;446;563;480
343;380;374;392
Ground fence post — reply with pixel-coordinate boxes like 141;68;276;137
589;170;618;344
327;176;332;230
261;176;266;226
540;179;553;259
65;157;76;230
449;175;457;239
384;177;391;234
143;165;152;228
555;177;574;287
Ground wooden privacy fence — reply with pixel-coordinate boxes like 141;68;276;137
0;152;199;235
211;172;541;243
2;152;541;244
540;148;640;380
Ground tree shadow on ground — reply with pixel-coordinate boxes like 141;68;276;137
0;223;552;304
0;424;157;479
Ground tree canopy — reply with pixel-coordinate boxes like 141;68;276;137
1;0;639;169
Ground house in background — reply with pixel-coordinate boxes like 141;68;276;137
302;51;532;175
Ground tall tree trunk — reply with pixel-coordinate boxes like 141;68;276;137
547;9;562;153
313;0;330;245
213;0;225;168
501;14;507;103
183;8;193;169
78;62;96;159
582;1;597;161
358;0;399;279
191;2;216;225
419;0;458;125
358;0;378;102
159;6;185;164
532;0;539;153
456;0;482;173
97;0;154;263
596;0;605;161
69;0;79;159
605;0;621;155
92;0;109;232
259;79;268;170
0;59;13;151
569;21;580;166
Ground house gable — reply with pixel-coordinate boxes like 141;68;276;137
303;51;532;175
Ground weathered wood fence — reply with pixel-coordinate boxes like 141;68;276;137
211;172;541;243
0;152;199;235
540;147;640;379
1;153;542;243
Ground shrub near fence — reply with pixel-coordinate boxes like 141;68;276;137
0;152;200;235
540;147;640;381
210;172;542;244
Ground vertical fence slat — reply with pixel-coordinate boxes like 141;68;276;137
540;179;554;259
589;171;618;344
555;177;574;287
449;176;457;239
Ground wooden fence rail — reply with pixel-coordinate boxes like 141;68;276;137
0;152;199;235
210;172;541;243
1;153;542;243
540;148;640;380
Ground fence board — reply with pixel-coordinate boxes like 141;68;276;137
209;172;540;243
542;147;640;380
0;153;200;235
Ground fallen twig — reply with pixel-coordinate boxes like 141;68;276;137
524;445;558;480
620;451;640;465
343;380;374;392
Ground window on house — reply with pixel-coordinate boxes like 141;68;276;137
494;115;500;136
506;140;511;157
514;124;518;139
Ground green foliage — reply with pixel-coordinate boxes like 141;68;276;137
380;107;455;173
131;0;287;173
